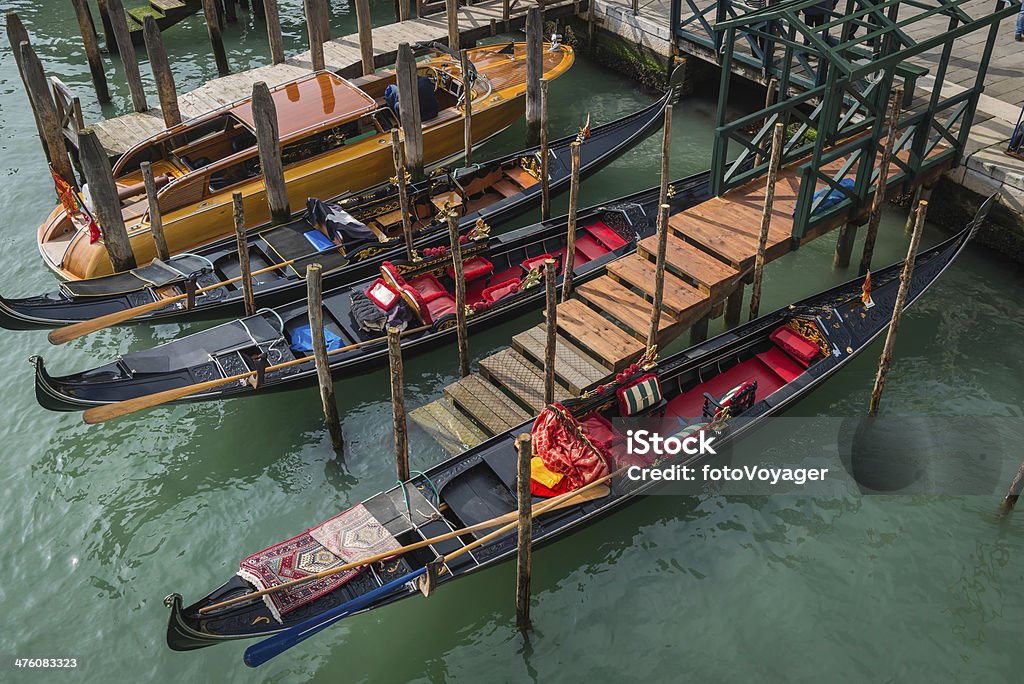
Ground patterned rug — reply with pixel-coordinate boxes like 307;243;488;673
238;504;400;622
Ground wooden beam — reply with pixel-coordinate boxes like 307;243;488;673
304;0;325;72
515;432;533;634
396;43;424;178
543;259;557;405
105;0;149;112
390;129;415;261
95;0;117;54
233;192;256;316
142;15;181;128
748;122;784;321
141;161;170;261
461;49;472;165
263;0;285;65
18;40;77;189
646;204;670;349
446;0;459;52
561;141;581;301
524;6;543;146
539;78;550;220
355;0;374;76
70;0;110;103
79;128;136;272
202;0;231;76
858;86;903;277
388;326;410;481
306;263;345;454
251;81;290;223
448;211;470;378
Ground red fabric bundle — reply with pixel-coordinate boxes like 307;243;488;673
481;278;522;304
769;326;820;366
530;404;610;497
446;256;494;282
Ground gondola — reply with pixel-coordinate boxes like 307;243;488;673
2;69;685;332
163;199;989;660
33;167;715;413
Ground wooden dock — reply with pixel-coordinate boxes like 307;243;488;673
411;152;951;452
88;0;580;156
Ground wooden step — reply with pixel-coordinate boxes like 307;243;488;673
151;0;187;11
444;373;530;435
550;299;644;371
511;325;609;394
575;276;676;342
605;255;707;318
410;399;487;454
480;348;570;413
637;233;739;299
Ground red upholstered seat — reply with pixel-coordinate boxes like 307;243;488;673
481;278;522;304
756;346;805;383
585;221;628;250
522;253;557;273
426;294;458;321
769;325;821;367
408;273;449;302
446;256;494;282
380;262;432;324
574;234;609;262
466;277;488;305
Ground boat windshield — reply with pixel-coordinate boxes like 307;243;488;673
167;114;256;172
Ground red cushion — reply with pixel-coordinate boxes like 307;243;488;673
769;326;820;367
756;346;804;383
408;273;449;302
574;234;608;262
585;221;627;250
522;253;557;273
426;294;458;321
447;256;494;282
481;278;522;304
466;277;488;305
365;278;399;310
380;261;408;288
616;373;662;416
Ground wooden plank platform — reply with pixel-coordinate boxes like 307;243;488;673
409;398;487;454
575;276;676;341
444;373;530;435
511;325;608;395
637;233;740;298
551;299;645;371
480;348;570;413
605;254;707;319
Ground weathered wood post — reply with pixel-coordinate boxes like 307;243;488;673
858;86;904;277
95;0;117;53
754;78;778;168
543;258;557;405
106;0;148;112
7;13;45;147
502;0;511;31
461;49;472;165
867;200;927;417
524;7;543;146
396;43;424;178
447;211;471;377
304;0;326;72
632;0;639;16
560;141;582;302
446;0;460;52
79;128;137;272
388;326;410;481
70;0;110;103
515;432;533;633
355;0;374;76
658;104;673;207
748;122;784;321
224;0;238;23
398;0;411;22
646;203;670;349
390;129;416;261
1000;462;1024;515
306;263;345;454
587;0;595;53
233;192;257;316
17;41;78;188
539;78;551;220
252;0;265;19
317;0;331;41
690;314;710;345
141;162;170;261
263;0;285;65
251;81;291;224
143;16;182;128
201;0;231;76
904;186;932;233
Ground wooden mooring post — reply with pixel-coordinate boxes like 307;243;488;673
388;326;410;481
858;86;903;276
446;0;460;52
461;49;472;165
79;128;137;272
396;44;424;178
70;0;110;103
16;40;77;188
7;13;45;153
646;204;670;349
905;185;932;234
390;129;416;261
748;122;784;321
448;212;471;377
543;258;557;405
252;0;266;20
398;0;411;22
202;0;231;77
539;78;551;220
106;0;148;112
515;433;533;633
560;141;581;302
140;162;170;261
252;81;291;224
502;0;511;31
264;0;285;65
95;0;117;54
304;0;326;72
143;16;182;128
867;200;927;417
306;263;345;454
224;0;238;23
1000;462;1024;515
754;78;778;167
524;7;543;146
233;192;257;316
355;0;374;76
658;104;673;206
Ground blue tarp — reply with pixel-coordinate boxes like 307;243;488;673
800;177;856;216
290;324;344;355
304;229;335;252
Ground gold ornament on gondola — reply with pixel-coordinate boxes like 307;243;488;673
434;201;457;224
639;345;659;370
410;248;423;263
389;169;412;186
467;218;491;241
666;184;676;199
522;267;543;289
707;406;731;435
787;317;831;357
861;270;875;309
576;113;592;143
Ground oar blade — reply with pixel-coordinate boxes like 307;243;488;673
48;297;180;345
82;373;246;424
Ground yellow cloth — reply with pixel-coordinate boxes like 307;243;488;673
530;457;564;488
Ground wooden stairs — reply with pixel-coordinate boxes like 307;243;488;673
123;0;206;43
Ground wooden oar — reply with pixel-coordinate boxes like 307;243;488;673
199;484;610;615
81;323;432;424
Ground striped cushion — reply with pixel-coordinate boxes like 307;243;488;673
616;373;662;416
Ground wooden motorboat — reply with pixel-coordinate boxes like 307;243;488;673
39;42;574;280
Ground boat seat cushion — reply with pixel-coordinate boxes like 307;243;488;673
575;234;609;262
446;256;494;282
585;221;628;250
756;346;804;383
616;373;663;416
522;253;558;273
381;261;432;324
769;325;820;366
408;273;449;302
426;294;459;321
481;278;522;304
365;278;400;310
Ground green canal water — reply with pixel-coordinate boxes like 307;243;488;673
2;2;1024;681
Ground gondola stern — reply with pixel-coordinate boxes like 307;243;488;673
0;295;45;331
32;356;88;413
165;593;219;652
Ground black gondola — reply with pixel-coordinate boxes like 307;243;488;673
163;200;988;658
1;69;685;332
34;168;715;413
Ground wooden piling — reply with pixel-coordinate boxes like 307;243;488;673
106;0;148;112
251;81;291;224
658;104;673;208
539;78;550;220
524;7;543;146
390;129;416;261
447;212;470;378
754;77;778;167
306;263;345;453
202;0;231;77
355;0;374;76
461;49;472;165
543;258;557;405
143;16;181;128
398;0;411;22
515;432;533;633
502;0;510;30
140;162;170;262
587;0;595;53
317;0;330;40
7;13;46;150
867;200;927;417
748;122;784;321
690;313;710;345
646;203;670;349
388;326;410;481
832;222;857;269
724;283;744;327
396;43;424;178
253;0;266;20
70;0;110;104
999;461;1024;515
444;0;460;52
17;41;77;188
263;0;285;65
224;0;238;23
95;0;117;54
304;0;325;72
858;86;903;277
490;18;497;36
560;141;581;302
232;192;257;316
79;128;137;272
